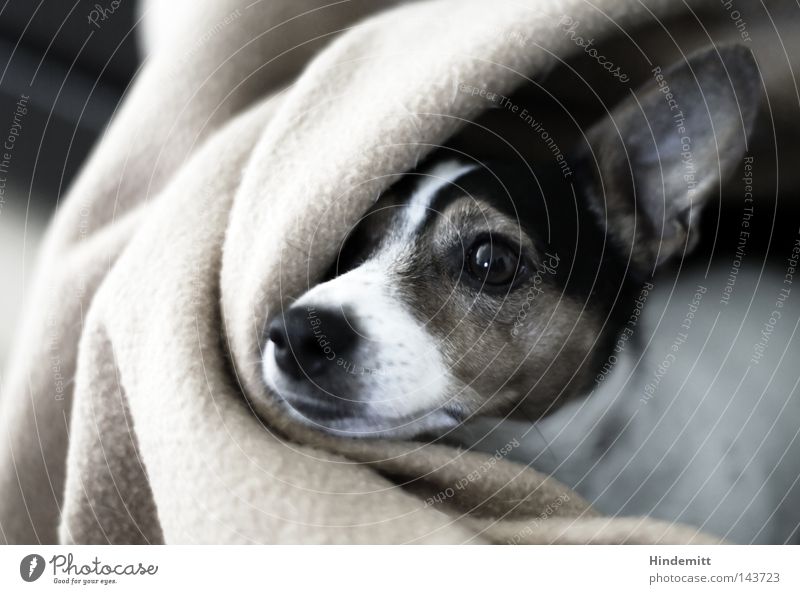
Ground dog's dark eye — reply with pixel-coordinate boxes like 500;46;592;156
467;238;522;286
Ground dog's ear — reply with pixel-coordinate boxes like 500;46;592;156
574;45;761;270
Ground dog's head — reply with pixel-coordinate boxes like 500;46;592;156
262;46;760;438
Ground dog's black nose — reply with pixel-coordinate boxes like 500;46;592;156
267;306;359;379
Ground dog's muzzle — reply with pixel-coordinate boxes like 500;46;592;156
266;305;366;420
268;306;359;380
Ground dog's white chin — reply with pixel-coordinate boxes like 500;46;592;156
277;399;461;439
262;341;460;439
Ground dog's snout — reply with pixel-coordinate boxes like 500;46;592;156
268;306;359;380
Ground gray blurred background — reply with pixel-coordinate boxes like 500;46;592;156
0;0;138;373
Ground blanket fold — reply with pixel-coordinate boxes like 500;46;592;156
3;0;797;544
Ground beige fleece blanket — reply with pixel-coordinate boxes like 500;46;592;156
1;0;797;544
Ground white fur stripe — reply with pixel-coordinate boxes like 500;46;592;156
404;161;477;232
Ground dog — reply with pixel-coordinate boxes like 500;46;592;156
262;45;760;439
